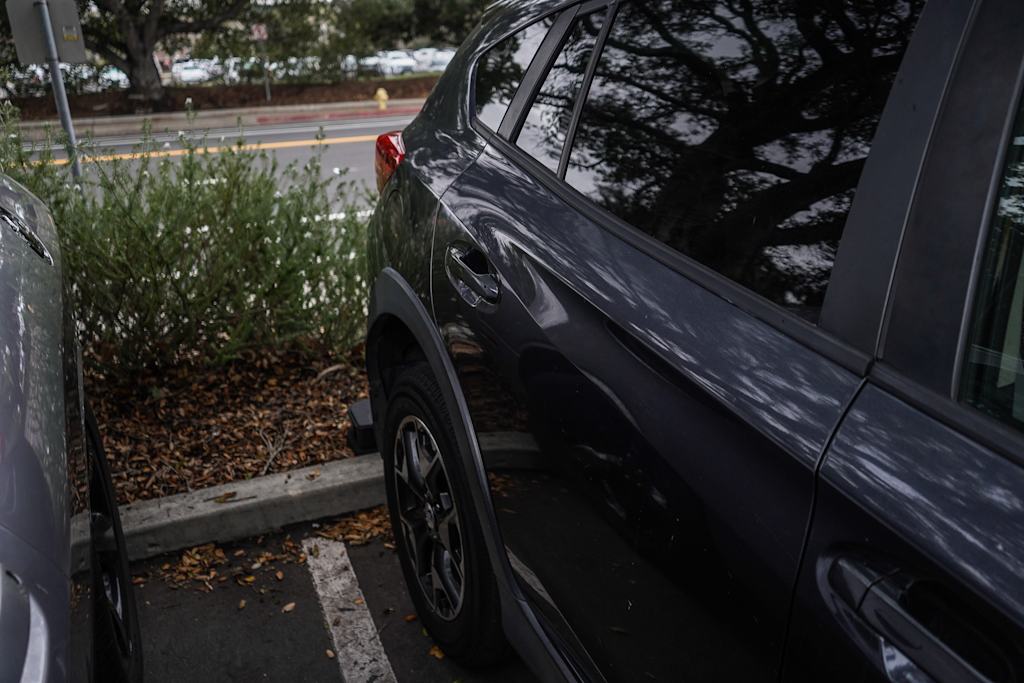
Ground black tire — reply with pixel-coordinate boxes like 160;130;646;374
86;407;144;683
382;363;508;667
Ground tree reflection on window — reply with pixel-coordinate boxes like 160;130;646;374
565;0;924;321
475;16;555;132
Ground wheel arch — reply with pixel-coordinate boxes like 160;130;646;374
366;267;576;682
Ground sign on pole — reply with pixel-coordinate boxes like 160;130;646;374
7;0;85;179
251;23;272;102
8;0;87;65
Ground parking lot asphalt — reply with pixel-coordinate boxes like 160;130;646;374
132;522;537;683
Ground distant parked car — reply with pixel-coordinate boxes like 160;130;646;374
98;66;129;90
357;54;381;74
171;60;212;85
0;174;142;681
340;54;359;74
219;57;262;85
412;47;438;71
426;48;455;72
376;50;417;76
272;56;321;80
367;0;1024;682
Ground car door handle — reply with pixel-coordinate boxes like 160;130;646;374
829;557;1008;683
858;577;992;683
445;243;499;304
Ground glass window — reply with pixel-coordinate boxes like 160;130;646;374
961;103;1024;430
565;0;924;321
515;11;605;172
474;16;555;131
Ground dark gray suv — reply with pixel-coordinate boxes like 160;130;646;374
0;175;142;682
366;1;1024;681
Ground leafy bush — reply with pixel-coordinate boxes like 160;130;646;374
0;103;369;377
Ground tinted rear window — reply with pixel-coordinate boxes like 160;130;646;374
474;16;555;131
962;99;1024;431
565;0;925;321
515;10;606;173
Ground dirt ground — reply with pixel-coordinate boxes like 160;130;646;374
90;345;369;505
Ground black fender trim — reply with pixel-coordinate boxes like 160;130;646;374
366;267;578;683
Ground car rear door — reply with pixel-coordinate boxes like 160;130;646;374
430;1;936;680
783;2;1024;680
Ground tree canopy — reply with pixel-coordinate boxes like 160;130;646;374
2;0;490;100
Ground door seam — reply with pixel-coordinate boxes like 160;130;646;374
775;368;872;682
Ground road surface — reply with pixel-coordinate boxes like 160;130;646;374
41;110;418;204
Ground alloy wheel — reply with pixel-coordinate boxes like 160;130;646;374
392;415;466;621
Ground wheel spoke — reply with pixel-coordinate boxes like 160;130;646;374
436;506;459;556
432;544;462;615
439;519;464;589
396;428;427;501
420;438;443;489
399;516;430;576
406;428;431;492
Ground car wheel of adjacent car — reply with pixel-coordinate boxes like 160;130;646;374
383;363;508;667
86;407;144;683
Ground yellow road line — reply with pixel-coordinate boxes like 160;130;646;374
48;133;379;166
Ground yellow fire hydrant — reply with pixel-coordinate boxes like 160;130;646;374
374;87;390;111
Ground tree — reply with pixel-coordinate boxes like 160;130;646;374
320;0;488;58
192;0;326;73
411;0;489;46
81;0;250;102
1;1;252;101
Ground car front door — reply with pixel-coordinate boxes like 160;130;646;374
783;2;1024;680
432;0;930;679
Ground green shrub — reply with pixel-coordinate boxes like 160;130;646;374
0;103;369;377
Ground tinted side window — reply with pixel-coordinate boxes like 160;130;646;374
961;100;1024;430
566;0;924;321
474;16;555;131
515;11;606;172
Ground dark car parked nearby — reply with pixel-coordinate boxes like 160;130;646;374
0;176;142;682
365;0;1024;681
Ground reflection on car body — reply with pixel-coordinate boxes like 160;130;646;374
366;1;1024;681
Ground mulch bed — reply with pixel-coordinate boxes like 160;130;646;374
14;76;440;120
90;345;369;505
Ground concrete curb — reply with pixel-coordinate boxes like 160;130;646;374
19;98;425;142
118;455;384;562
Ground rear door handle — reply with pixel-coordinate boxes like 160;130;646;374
859;577;990;683
829;557;1003;683
445;243;499;305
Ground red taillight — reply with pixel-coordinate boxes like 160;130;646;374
375;131;405;192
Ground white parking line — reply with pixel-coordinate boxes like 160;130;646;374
303;537;397;683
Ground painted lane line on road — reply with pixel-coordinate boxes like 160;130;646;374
48;134;379;166
34;115;417;153
303;537;397;683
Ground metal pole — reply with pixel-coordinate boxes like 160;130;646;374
262;48;272;103
34;0;81;179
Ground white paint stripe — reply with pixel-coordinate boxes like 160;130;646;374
303;537;397;683
32;116;417;153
